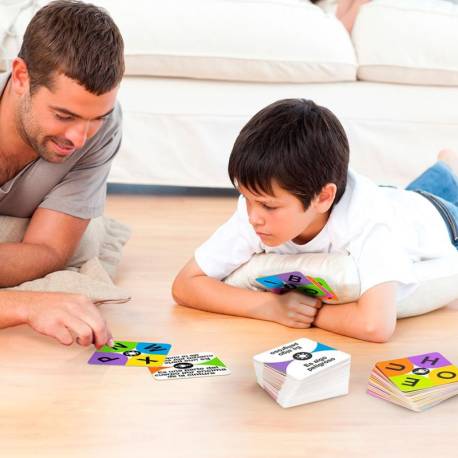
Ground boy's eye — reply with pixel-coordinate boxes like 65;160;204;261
262;203;277;210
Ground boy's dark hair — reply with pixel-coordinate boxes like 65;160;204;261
228;99;350;209
18;0;124;95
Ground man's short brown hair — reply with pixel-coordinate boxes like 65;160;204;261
18;0;124;95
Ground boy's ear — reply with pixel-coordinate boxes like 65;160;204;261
313;183;337;213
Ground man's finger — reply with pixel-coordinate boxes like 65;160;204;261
53;326;74;346
63;316;95;347
74;303;111;348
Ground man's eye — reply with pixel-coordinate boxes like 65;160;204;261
55;114;73;121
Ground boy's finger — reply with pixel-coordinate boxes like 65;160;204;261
293;303;318;318
292;320;312;329
300;296;322;308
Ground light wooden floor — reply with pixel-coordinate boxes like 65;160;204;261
1;193;457;458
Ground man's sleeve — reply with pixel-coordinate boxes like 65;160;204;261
349;223;418;301
195;196;262;280
38;104;122;219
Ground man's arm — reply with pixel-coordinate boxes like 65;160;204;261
313;282;398;342
0;290;112;347
0;208;89;287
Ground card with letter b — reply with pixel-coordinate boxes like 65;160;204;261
88;340;172;367
256;271;338;301
367;352;458;411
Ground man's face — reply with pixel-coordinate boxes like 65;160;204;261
239;181;329;247
16;73;118;163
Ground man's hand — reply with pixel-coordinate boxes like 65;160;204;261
21;292;113;348
264;291;322;328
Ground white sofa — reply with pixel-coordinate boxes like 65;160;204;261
2;0;458;188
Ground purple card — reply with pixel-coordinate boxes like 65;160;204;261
88;340;171;367
276;271;312;288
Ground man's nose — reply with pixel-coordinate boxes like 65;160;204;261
65;122;91;149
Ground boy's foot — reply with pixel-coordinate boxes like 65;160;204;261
438;148;458;176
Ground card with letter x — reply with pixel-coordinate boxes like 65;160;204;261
88;340;172;367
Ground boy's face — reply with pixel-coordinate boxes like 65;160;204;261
239;180;333;247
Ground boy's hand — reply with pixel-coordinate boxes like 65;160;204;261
22;292;113;348
266;291;322;328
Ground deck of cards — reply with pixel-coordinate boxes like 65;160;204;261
253;338;351;408
88;341;230;381
367;352;458;412
256;271;338;303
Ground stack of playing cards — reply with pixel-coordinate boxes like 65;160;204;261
367;352;458;412
256;271;338;302
253;338;351;408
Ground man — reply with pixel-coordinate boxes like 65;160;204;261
0;1;124;347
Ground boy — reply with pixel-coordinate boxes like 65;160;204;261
172;99;458;342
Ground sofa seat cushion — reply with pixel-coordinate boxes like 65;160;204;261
94;0;357;83
353;0;458;86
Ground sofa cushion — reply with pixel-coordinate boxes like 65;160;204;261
92;0;357;83
1;0;356;82
223;251;458;318
353;0;458;86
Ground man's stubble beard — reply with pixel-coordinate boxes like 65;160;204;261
16;94;66;164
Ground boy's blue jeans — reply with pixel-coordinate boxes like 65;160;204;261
405;161;458;250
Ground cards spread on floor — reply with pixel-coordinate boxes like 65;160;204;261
88;340;172;367
253;338;351;408
256;271;338;302
367;352;458;412
149;353;230;380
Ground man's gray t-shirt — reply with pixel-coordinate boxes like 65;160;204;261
0;73;122;219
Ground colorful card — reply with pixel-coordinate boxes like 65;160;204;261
313;277;338;300
88;340;172;367
149;353;231;380
375;352;458;393
256;271;338;300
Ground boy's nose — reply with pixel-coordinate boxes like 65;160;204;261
248;211;264;227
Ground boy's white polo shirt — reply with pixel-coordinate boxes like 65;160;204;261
195;169;455;301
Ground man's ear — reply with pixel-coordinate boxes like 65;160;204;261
10;58;31;96
313;183;337;213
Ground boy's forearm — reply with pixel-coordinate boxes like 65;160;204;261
173;276;276;322
313;300;395;343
